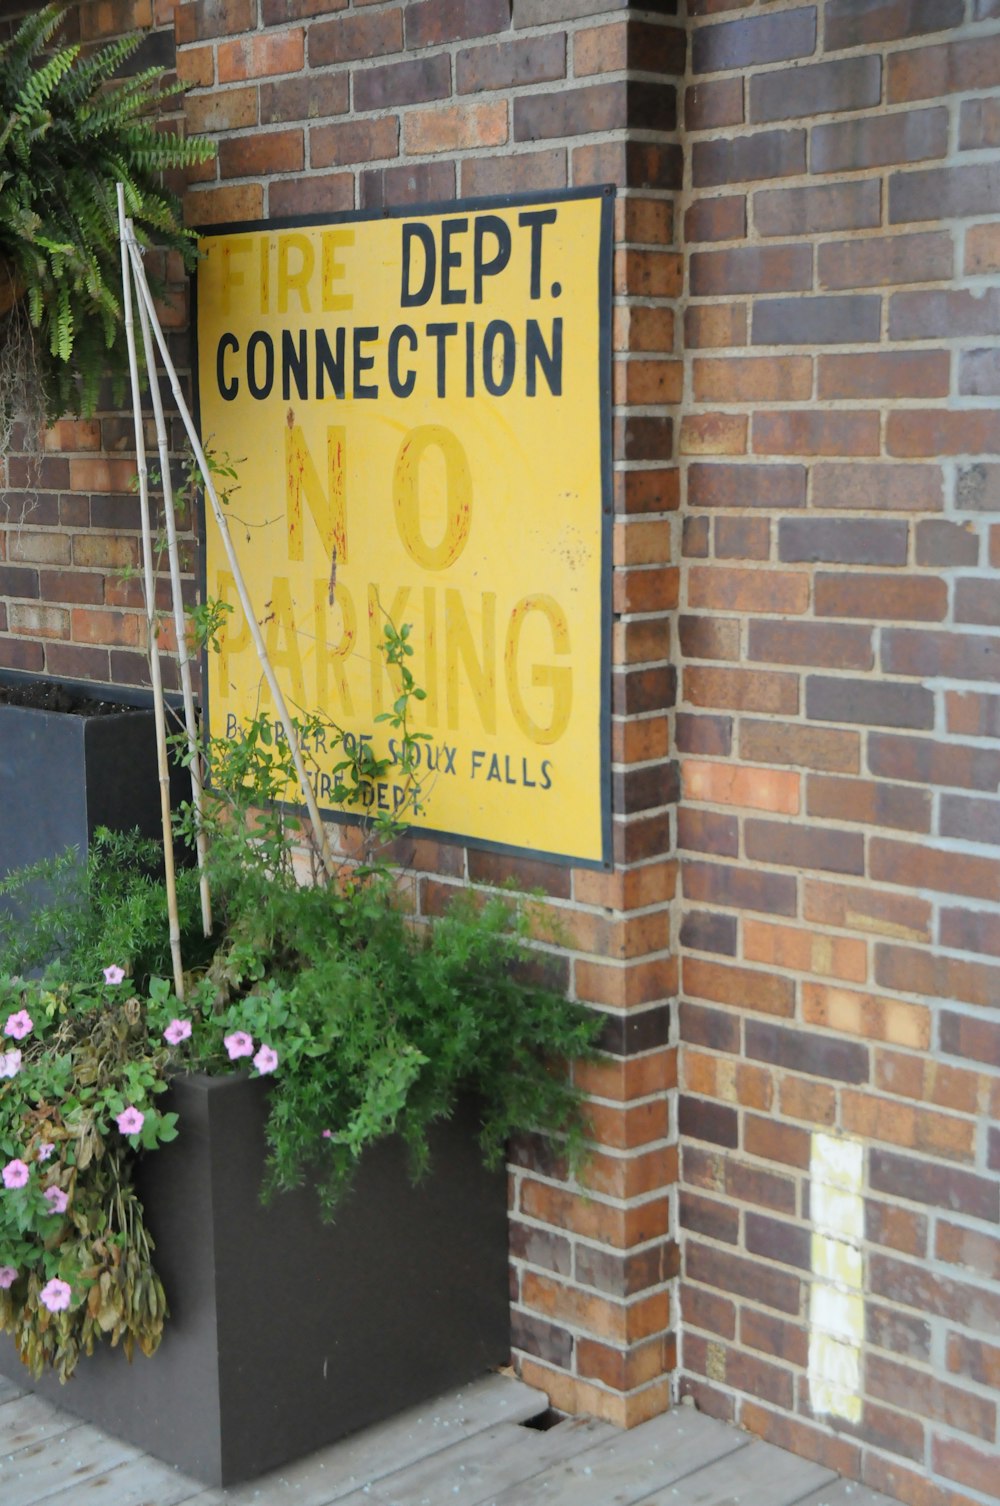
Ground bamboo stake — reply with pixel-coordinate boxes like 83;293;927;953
116;185;185;998
124;231;338;881
128;228;213;939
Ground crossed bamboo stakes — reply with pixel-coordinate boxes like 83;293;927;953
116;186;337;1001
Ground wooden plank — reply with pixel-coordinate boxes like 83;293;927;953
0;1416;138;1506
349;1414;618;1506
181;1374;549;1506
472;1408;750;1506
25;1452;207;1506
794;1481;901;1506
634;1437;836;1506
0;1392;87;1454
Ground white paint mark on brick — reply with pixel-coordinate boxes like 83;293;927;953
808;1131;863;1424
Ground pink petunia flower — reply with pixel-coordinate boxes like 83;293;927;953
116;1106;145;1135
0;1050;21;1079
0;1266;16;1289
163;1018;192;1046
36;1143;55;1162
4;1009;32;1040
2;1159;29;1190
43;1186;69;1215
224;1031;254;1061
321;1129;332;1139
103;964;125;986
39;1278;72;1312
253;1044;279;1075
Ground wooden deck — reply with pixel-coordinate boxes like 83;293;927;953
0;1369;898;1506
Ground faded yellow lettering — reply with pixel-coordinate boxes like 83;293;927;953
393;425;472;570
216;569;250;697
277;233;314;314
285;422;347;564
368;584;411;716
313;579;355;715
505;594;572;745
322;229;355;312
446;588;496;734
263;576;306;708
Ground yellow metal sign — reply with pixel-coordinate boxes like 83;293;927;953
196;190;611;865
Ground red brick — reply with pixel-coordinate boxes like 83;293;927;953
937;1223;1000;1283
685;1244;802;1316
754;411;880;457
687;566;809;616
218;128;303;178
965;221;1000;275
876;938;1000;1003
814;573;947;621
677;807;739;857
461;149;567;198
692;130;806;188
891;163;1000;224
882;625;1000;682
680;414;748;456
740;720;861;774
683;858;797;918
745;920;867;982
807;774;929;833
890;288;1000;340
688;462;806;509
405;101;508;154
744;1114;812;1171
269;173;353;218
808;675;935;729
714;517;771;561
354;54;451;112
960;95;1000;149
405;0;510;48
684;196;747;244
869;731;1000;792
818;350;949;400
308;8;402;65
746;818;865;877
825;0;964;49
748;620;873;670
217;30;304;81
690;244;812;296
888;32;1000;102
312;118;398;169
685;666;798;715
684;957;795;1017
693;356;811;402
684;304;748;350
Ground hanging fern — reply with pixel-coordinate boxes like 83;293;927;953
0;2;214;437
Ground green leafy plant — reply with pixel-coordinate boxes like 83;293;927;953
0;2;214;442
0;639;599;1382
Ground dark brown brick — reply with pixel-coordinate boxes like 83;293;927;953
692;7;817;73
818;230;953;290
685;1244;803;1316
269;173;353;218
890;288;1000;341
311;117;398;168
916;521;979;568
948;1335;1000;1391
871;1150;1000;1224
866;1303;931;1360
741;1309;809;1369
690;244;812;296
752;295;880;347
679;614;741;660
308;8;402;65
405;0;510;48
692;131;806;188
678;807;739;857
259;73;348;124
685;196;748;244
956;577;1000;625
745;818;865;876
261;0;342;21
779;518;907;565
812;106;948;172
0;566;40;599
353;54;450;112
741;720;861;774
960;348;1000;397
684;1285;737;1341
685;76;743;131
575;139;683;192
940;794;1000;846
715;517;770;560
745;1213;812;1272
869;731;1000;792
877;939;1000;1003
812;462;943;512
515;81;671;141
456;35;564;93
825;0;964;49
960;96;1000;150
510;1220;573;1276
753;410;880;455
941;906;1000;958
685;665;799;715
750;55;880;123
748;620;873;670
890;163;1000;224
682;517;710;559
881;627;1000;684
947;689;1000;738
940;1012;1000;1069
814;573;947;621
676;713;733;757
359;160;456;210
807;774;930;832
957;463;1000;512
461;148;567;197
679;1100;739;1152
755;180;881;236
683;858;798;917
806;675;934;730
688;463;806;510
746;1019;869;1084
680;910;738;957
681;1000;740;1054
889;31;1000;102
511;1310;573;1368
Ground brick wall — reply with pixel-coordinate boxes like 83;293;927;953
678;3;1000;1502
0;0;686;1432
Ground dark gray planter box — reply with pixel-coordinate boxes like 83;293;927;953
0;1075;511;1486
0;672;188;921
